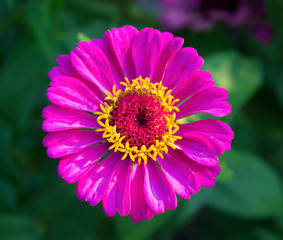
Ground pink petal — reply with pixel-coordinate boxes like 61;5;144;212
178;132;220;166
157;154;200;199
177;119;234;166
129;162;154;222
47;76;102;113
108;25;139;81
91;30;126;88
162;47;204;89
76;151;119;206
180;119;234;151
42;105;100;132
177;86;231;119
70;41;114;92
167;148;220;188
42;129;103;159
49;55;81;80
57;142;109;184
132;28;163;79
144;160;177;214
172;71;215;102
49;55;106;101
151;33;184;83
171;149;221;188
102;158;132;217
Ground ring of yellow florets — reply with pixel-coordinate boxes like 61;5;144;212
94;77;182;165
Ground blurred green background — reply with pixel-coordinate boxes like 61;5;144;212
0;0;283;239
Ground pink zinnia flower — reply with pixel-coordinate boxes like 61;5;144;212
42;26;233;222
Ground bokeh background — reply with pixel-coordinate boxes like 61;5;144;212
0;0;283;239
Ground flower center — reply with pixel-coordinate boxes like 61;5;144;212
95;77;182;165
111;92;168;149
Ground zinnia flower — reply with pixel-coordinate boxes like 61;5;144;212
42;26;234;222
159;0;273;44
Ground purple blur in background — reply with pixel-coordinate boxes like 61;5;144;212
159;0;273;44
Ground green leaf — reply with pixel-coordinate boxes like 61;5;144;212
25;0;63;64
0;42;48;131
203;51;263;121
114;189;213;240
28;192;106;240
217;160;234;182
26;1;52;63
264;59;283;110
252;227;282;240
172;187;213;227
0;120;20;179
0;179;17;210
0;214;44;240
77;32;91;42
114;211;173;240
63;21;112;51
67;0;117;19
274;214;283;234
265;0;283;42
209;150;283;218
184;25;234;56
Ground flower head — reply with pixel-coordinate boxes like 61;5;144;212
159;0;273;44
42;26;234;222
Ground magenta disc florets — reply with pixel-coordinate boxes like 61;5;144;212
111;92;168;149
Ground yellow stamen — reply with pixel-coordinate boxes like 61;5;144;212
95;76;182;164
109;134;125;152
